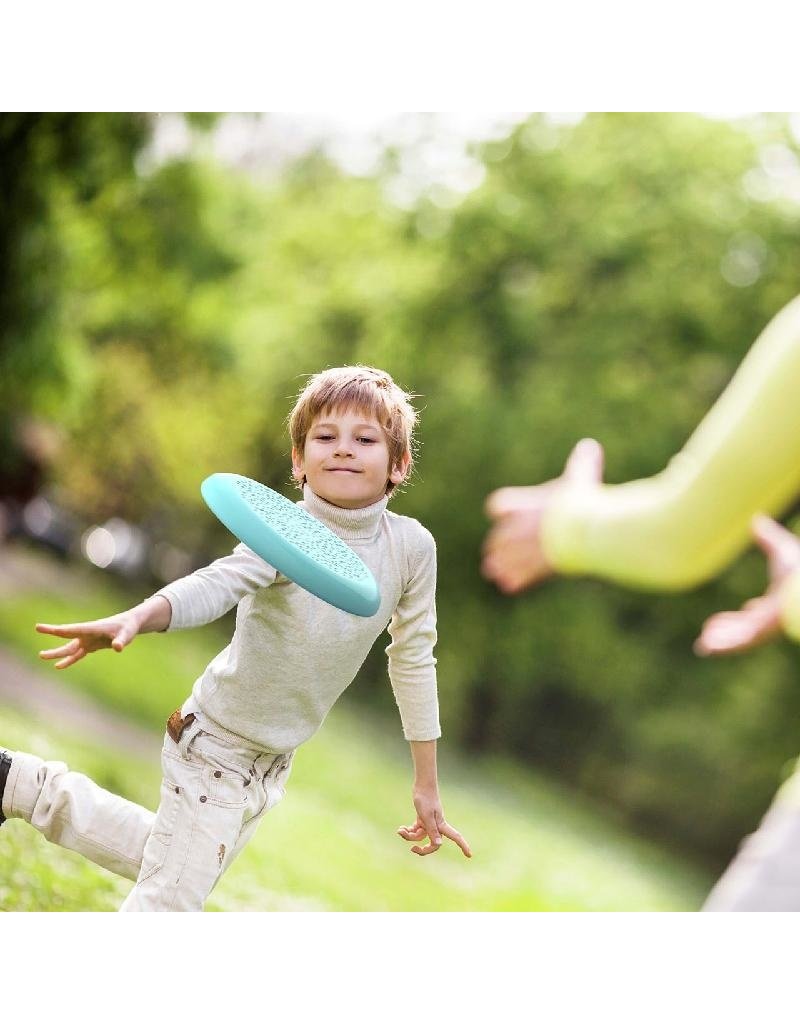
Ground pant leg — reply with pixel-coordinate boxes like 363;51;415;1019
3;749;152;881
221;751;294;876
703;764;800;911
120;726;291;912
3;725;292;911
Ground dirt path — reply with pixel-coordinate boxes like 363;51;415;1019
0;646;161;760
0;541;160;759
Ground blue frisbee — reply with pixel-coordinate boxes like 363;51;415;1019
200;473;380;617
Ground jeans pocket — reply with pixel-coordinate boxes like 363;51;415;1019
206;769;249;809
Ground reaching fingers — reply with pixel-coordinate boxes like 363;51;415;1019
695;616;760;655
485;485;545;521
752;516;800;580
694;598;780;656
563;438;604;486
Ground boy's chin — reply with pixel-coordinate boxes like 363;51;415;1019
312;478;386;508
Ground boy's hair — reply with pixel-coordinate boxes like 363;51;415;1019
288;366;419;495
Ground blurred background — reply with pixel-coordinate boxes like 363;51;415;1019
2;111;800;910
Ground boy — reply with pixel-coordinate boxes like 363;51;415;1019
0;365;470;911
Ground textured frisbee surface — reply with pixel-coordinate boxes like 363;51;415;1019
201;473;380;616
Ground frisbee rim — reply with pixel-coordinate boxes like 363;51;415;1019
200;473;381;617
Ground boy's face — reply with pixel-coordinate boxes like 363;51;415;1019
292;407;410;509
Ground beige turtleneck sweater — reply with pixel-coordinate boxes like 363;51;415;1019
154;485;440;752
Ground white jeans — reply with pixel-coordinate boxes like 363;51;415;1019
3;713;293;911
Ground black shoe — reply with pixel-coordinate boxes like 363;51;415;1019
0;751;11;826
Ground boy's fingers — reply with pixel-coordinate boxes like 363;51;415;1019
39;638;80;660
397;825;426;841
440;822;472;858
36;622;98;637
55;649;86;670
411;841;440;856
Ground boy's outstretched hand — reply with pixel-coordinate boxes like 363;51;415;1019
36;612;142;669
35;594;171;669
397;792;472;858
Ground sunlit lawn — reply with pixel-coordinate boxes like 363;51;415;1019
0;547;712;910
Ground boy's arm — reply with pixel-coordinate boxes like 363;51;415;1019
37;542;276;669
386;527;471;858
154;542;277;631
385;527;441;741
397;739;471;858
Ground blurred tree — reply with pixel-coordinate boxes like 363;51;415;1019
0;113;148;498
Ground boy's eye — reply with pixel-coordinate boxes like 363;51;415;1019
358;437;376;444
316;434;334;440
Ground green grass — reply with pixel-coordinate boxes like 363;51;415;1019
1;701;712;911
0;546;713;910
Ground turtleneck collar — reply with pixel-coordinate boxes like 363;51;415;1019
300;484;389;541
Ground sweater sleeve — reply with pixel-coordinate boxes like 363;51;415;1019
154;543;277;631
385;525;441;742
539;294;800;591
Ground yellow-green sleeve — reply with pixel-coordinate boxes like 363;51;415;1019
779;571;800;644
540;294;800;591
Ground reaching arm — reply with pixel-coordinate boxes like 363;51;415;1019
484;294;800;593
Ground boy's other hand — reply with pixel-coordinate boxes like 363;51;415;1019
397;792;472;858
36;612;141;669
482;438;604;593
695;515;800;656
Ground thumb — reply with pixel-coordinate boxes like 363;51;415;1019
111;627;136;652
752;515;800;580
563;438;604;487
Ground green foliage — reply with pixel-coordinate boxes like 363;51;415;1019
3;113;800;864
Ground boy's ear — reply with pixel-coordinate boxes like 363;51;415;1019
389;450;412;486
291;446;305;483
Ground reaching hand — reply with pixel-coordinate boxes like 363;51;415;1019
481;438;605;593
695;515;800;656
36;612;141;669
397;792;472;858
